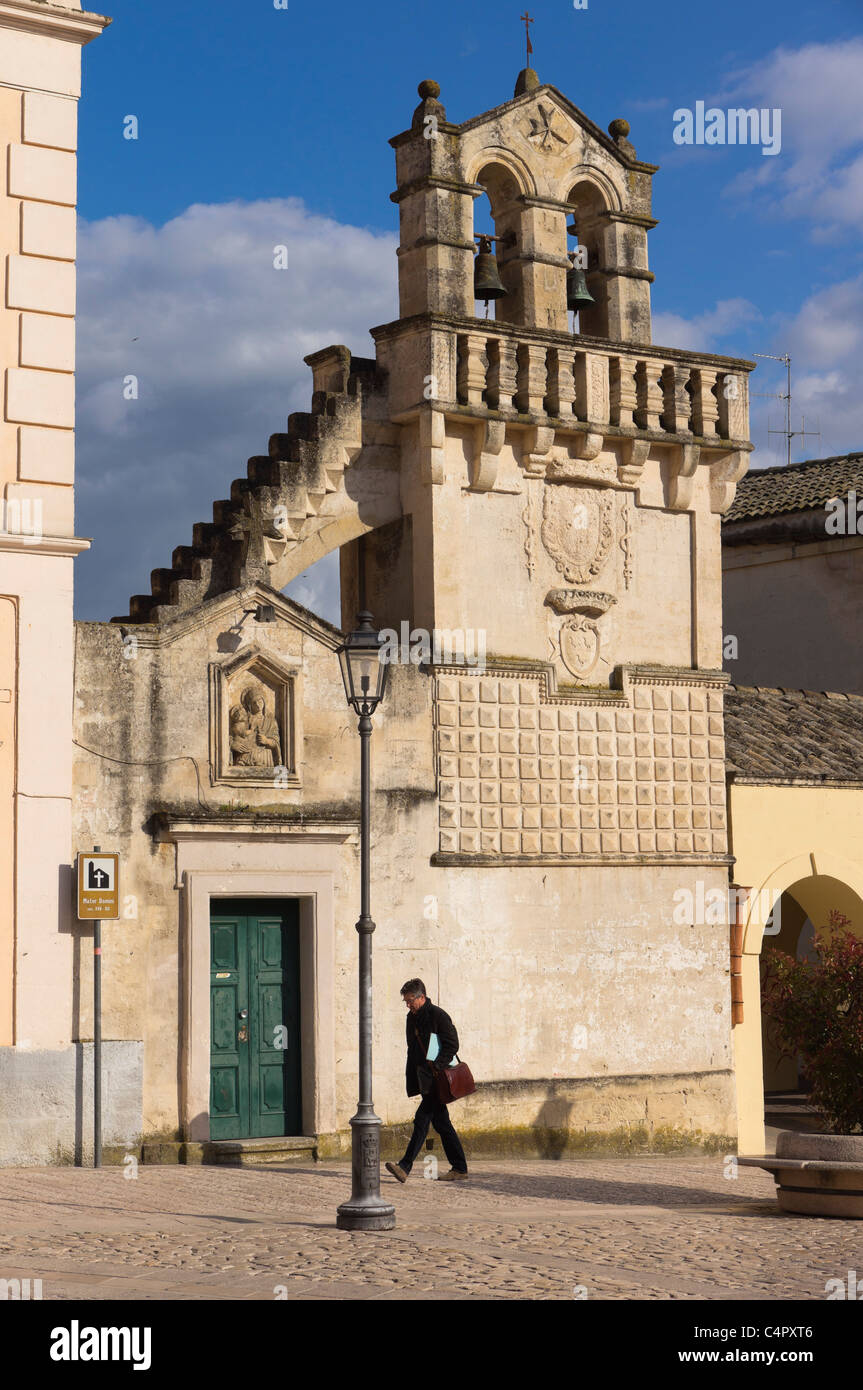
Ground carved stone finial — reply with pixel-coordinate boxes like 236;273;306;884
514;66;540;97
412;79;446;131
608;117;636;158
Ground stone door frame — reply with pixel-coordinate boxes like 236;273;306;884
166;820;357;1143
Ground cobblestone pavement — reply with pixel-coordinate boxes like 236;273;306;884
0;1156;855;1301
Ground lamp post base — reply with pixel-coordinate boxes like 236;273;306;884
336;1196;396;1232
335;1111;396;1231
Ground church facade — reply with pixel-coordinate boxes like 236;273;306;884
14;24;859;1168
69;69;758;1163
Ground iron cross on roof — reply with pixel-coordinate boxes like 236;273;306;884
521;10;534;66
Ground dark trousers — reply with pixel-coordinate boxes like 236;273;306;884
400;1092;467;1174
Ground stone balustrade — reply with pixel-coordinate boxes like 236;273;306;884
450;326;750;443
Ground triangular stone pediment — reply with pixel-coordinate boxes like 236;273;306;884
455;85;649;172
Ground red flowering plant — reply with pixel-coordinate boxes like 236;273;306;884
761;911;863;1134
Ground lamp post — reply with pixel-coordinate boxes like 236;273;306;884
335;611;396;1232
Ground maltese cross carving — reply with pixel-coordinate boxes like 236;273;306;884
524;103;572;152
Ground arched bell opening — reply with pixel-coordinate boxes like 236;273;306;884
565;179;609;338
472;188;504;321
473;162;521;324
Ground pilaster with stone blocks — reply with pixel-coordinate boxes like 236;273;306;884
0;0;110;1052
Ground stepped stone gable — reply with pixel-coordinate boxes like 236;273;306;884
113;352;403;624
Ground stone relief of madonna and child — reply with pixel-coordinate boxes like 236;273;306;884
228;682;282;769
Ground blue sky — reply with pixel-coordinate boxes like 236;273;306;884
74;0;863;618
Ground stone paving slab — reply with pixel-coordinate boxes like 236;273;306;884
0;1156;857;1301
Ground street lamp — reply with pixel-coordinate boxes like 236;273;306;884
335;611;395;1232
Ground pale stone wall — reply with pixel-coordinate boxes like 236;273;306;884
73;593;381;1140
370;839;736;1143
0;31;88;534
723;537;863;695
0;1041;142;1166
71;590;737;1150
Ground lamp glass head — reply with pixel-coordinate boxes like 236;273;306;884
337;612;388;713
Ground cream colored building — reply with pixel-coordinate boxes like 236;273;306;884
722;462;863;1155
0;1;109;1161
723;453;863;695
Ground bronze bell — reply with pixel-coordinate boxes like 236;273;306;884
567;252;595;312
474;235;507;302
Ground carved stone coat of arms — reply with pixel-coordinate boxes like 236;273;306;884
541;485;615;584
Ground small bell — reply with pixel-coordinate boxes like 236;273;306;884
474;235;507;303
566;252;595;313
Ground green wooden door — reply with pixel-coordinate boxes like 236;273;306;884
210;899;301;1140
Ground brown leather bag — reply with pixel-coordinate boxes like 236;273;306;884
433;1054;476;1105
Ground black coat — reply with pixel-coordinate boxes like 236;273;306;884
405;998;459;1097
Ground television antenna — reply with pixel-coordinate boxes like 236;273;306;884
752;352;820;467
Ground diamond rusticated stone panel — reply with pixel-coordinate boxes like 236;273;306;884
435;673;727;857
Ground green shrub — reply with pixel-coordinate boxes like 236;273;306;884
761;911;863;1134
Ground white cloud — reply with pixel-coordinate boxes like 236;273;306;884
76;198;397;622
717;39;863;238
284;555;341;625
652;297;761;353
747;273;863;467
650;277;863;468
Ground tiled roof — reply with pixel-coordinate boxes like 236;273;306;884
725;453;863;523
725;685;863;782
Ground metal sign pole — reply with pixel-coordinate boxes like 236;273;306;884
76;843;119;1170
93;844;101;1170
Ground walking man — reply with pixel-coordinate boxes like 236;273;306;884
385;978;468;1183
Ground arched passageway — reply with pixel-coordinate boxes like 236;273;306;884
734;856;863;1153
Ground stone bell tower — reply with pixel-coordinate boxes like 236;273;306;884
346;70;753;699
391;73;654;341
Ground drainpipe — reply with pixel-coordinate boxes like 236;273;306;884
729;884;750;1026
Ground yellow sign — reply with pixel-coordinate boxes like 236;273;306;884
77;853;120;920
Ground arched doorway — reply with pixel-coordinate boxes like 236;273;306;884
745;871;863;1146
